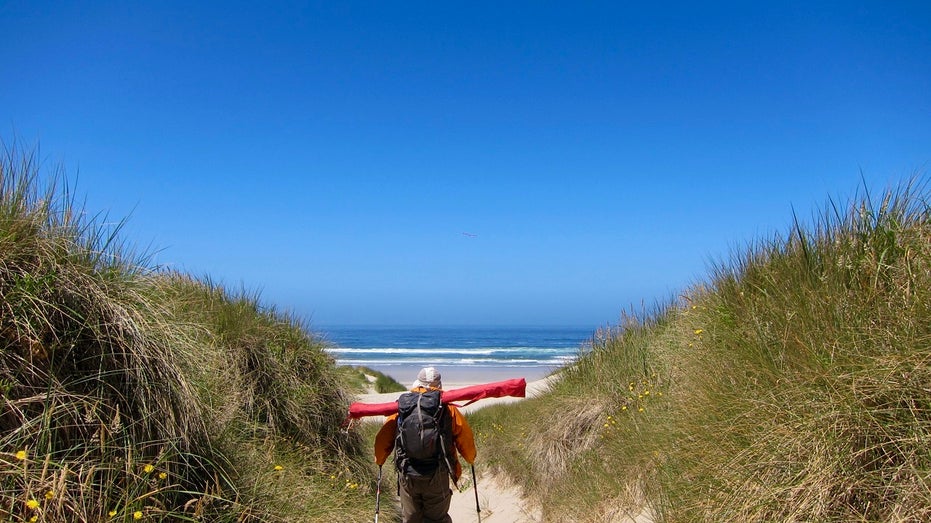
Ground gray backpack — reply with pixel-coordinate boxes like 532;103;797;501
395;390;454;478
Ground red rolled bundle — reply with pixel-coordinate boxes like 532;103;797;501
441;377;526;404
347;378;527;419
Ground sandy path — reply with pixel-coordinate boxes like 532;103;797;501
354;376;652;522
354;378;549;522
448;468;541;522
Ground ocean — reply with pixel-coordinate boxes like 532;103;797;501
320;325;595;382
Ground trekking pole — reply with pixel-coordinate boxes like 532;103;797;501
471;463;481;522
374;465;382;523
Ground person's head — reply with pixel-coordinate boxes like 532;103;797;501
412;366;442;389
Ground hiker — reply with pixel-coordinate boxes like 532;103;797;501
374;367;477;523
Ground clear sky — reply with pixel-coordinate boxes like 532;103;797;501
2;2;929;328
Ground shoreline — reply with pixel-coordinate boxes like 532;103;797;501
356;363;559;390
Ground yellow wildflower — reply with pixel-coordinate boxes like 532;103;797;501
16;449;27;460
694;329;703;335
143;464;155;474
159;472;167;480
274;465;283;471
109;509;117;517
45;490;55;500
26;499;40;510
30;516;38;523
134;510;143;520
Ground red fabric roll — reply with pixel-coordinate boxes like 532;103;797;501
347;378;527;419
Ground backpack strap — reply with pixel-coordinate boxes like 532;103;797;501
428;394;457;485
438;411;457;486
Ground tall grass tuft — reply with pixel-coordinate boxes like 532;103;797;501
473;177;931;522
664;178;931;522
1;143;379;521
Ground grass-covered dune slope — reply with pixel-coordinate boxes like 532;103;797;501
474;178;931;522
1;147;381;521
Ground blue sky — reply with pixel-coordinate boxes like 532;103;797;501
2;2;929;327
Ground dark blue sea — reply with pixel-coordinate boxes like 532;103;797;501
320;326;595;373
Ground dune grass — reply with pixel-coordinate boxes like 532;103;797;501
472;178;931;522
0;144;381;521
9;138;928;521
338;366;407;394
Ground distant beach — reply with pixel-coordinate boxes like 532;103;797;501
364;362;554;389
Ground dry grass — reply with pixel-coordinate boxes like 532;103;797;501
473;176;931;522
526;396;609;482
1;143;379;521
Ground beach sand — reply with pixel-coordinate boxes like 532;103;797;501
360;363;556;389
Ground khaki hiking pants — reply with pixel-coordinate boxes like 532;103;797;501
399;469;453;523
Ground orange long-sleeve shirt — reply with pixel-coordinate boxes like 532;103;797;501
374;387;477;481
